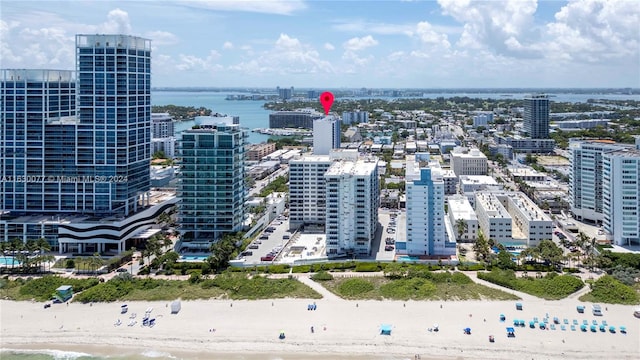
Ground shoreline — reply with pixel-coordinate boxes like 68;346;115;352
2;297;639;360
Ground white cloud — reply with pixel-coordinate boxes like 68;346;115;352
99;8;132;34
223;41;234;49
228;33;334;77
415;21;450;49
343;35;378;51
176;50;221;71
145;30;179;46
324;42;335;51
179;0;306;15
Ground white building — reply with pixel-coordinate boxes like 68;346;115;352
324;156;379;257
313;116;341;155
459;175;501;206
151;137;176;158
448;195;479;242
288;155;333;229
474;191;552;247
151;113;174;138
569;139;628;224
451;147;488;176
403;155;455;256
603;147;640;246
474;192;513;244
342;111;369;124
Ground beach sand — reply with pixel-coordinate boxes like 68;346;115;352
1;293;639;359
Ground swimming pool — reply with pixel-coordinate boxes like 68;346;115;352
0;257;20;266
180;255;209;261
398;256;420;262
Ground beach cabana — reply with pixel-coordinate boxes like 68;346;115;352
539;322;546;330
120;304;128;314
506;327;515;338
463;327;471;335
609;326;616;333
54;285;73;303
580;324;587;332
516;303;523;310
590;325;597;332
499;314;506;322
380;324;392;336
576;305;585;313
620;326;626;334
171;300;181;314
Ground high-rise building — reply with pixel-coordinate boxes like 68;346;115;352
1;34;178;254
313;116;341;155
602;148;640;246
76;34;152;216
324;156;379;257
404;154;454;256
288;155;333;229
1;69;77;213
569;139;627;224
277;86;293;100
269;110;322;129
342;111;369;125
523;94;550;139
178;123;247;248
152;113;174;138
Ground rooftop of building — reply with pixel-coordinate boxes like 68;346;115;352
325;157;378;177
605;148;640;158
448;195;478;221
504;192;552;222
475;192;512;219
459;175;497;186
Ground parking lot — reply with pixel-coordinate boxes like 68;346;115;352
239;215;292;264
373;209;404;261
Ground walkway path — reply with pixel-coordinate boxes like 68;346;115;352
295;275;342;301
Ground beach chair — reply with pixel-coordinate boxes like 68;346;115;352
570;325;576;331
573;319;578;325
582;320;588;325
592;319;598;325
533;317;539;323
563;318;569;325
553;317;559;324
561;325;566;331
602;320;607;326
550;324;556;330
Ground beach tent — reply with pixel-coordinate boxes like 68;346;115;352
171;300;181;314
463;327;471;335
380;324;392;335
516;303;523;310
576;305;585;313
506;327;515;337
120;304;128;314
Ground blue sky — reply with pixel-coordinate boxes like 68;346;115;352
1;0;639;88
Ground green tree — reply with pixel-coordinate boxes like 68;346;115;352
473;231;491;262
455;218;468;241
497;250;516;270
537;239;564;270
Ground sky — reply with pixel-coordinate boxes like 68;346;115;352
1;0;639;88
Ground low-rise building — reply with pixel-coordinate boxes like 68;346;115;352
246;142;277;161
451;147;488;176
447;195;479;242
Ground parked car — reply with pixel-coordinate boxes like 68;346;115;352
259;235;269;240
248;244;259;249
385;238;395;245
385;245;394;251
241;251;253;256
261;255;275;261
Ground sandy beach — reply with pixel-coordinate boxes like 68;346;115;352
1;283;639;360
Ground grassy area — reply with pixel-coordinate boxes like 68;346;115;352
578;275;640;305
320;273;520;301
478;269;584;300
0;276;100;301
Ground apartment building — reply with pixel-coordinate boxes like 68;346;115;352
246;142;277;161
288;155;333;229
325;157;379;257
603;147;640;246
451;147;488;176
475;192;513;244
447;195;479;242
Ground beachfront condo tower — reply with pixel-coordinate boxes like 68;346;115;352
523;94;550;139
1;69;76;213
178;123;247;250
1;34;179;254
403;154;455;256
324;155;379;257
288;155;333;230
602;144;640;246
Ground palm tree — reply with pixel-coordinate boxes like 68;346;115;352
89;252;104;275
455;218;468;242
9;237;24;271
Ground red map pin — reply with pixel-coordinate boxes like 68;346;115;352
319;92;334;115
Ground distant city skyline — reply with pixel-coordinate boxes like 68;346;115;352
2;0;639;88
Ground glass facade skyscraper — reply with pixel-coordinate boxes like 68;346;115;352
1;69;77;213
523;94;550;139
178;124;247;247
75;35;152;216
